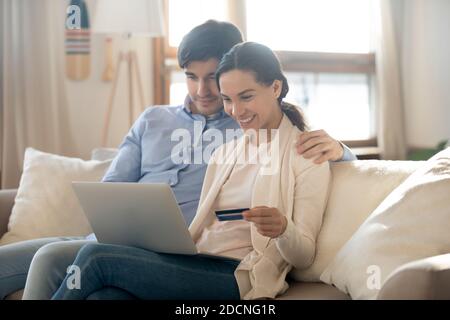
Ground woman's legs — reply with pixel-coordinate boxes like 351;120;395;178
52;243;241;300
0;237;83;299
86;287;136;300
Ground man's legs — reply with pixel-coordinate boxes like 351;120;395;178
22;239;91;299
0;237;83;299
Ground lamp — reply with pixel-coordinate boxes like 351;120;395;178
93;0;165;146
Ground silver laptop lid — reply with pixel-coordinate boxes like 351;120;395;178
72;182;197;255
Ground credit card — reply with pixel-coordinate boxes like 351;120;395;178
215;208;249;221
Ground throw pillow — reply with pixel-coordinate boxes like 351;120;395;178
320;147;450;299
91;147;118;161
0;148;112;245
291;160;423;281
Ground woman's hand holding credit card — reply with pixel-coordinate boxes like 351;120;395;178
215;208;249;221
244;206;288;238
216;206;287;238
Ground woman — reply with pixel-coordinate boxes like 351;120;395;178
51;42;331;300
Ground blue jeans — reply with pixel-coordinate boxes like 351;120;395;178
0;237;83;299
51;243;241;300
0;237;134;300
23;239;133;300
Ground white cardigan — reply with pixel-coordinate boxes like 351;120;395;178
189;115;331;299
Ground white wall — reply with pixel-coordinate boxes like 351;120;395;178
400;0;450;149
65;0;154;159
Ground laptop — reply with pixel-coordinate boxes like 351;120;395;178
72;182;198;255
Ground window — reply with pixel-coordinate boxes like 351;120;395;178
168;0;228;48
285;72;374;140
246;0;374;53
156;0;378;147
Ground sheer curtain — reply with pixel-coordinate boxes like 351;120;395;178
1;0;76;188
375;0;407;160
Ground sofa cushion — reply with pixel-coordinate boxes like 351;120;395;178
291;160;423;282
320;147;450;299
0;148;112;245
5;289;23;300
91;148;118;161
275;282;350;300
377;253;450;299
0;190;17;237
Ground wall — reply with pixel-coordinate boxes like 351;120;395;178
400;0;450;149
65;0;154;159
31;0;450;157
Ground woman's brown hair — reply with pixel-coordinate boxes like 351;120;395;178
215;42;308;131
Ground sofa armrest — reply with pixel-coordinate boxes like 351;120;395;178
0;189;17;238
377;254;450;300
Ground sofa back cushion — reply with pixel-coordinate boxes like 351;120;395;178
320;147;450;299
290;160;424;282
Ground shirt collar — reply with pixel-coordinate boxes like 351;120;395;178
182;95;227;121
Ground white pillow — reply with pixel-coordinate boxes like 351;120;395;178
0;148;112;245
320;147;450;299
291;160;423;282
91;148;118;161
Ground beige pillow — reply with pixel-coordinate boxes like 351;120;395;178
0;148;112;245
320;147;450;299
291;160;423;281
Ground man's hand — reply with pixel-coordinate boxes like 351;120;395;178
243;206;287;238
296;129;344;164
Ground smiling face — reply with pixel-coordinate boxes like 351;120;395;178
219;69;283;132
185;58;223;116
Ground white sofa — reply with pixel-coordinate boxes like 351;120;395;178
1;158;449;300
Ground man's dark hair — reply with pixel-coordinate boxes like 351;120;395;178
177;20;243;69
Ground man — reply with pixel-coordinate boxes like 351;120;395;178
0;20;355;300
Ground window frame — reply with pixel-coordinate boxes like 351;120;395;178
154;0;379;152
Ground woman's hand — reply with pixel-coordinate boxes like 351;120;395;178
243;206;287;238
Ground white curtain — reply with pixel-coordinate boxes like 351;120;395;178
1;0;76;188
375;0;407;160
